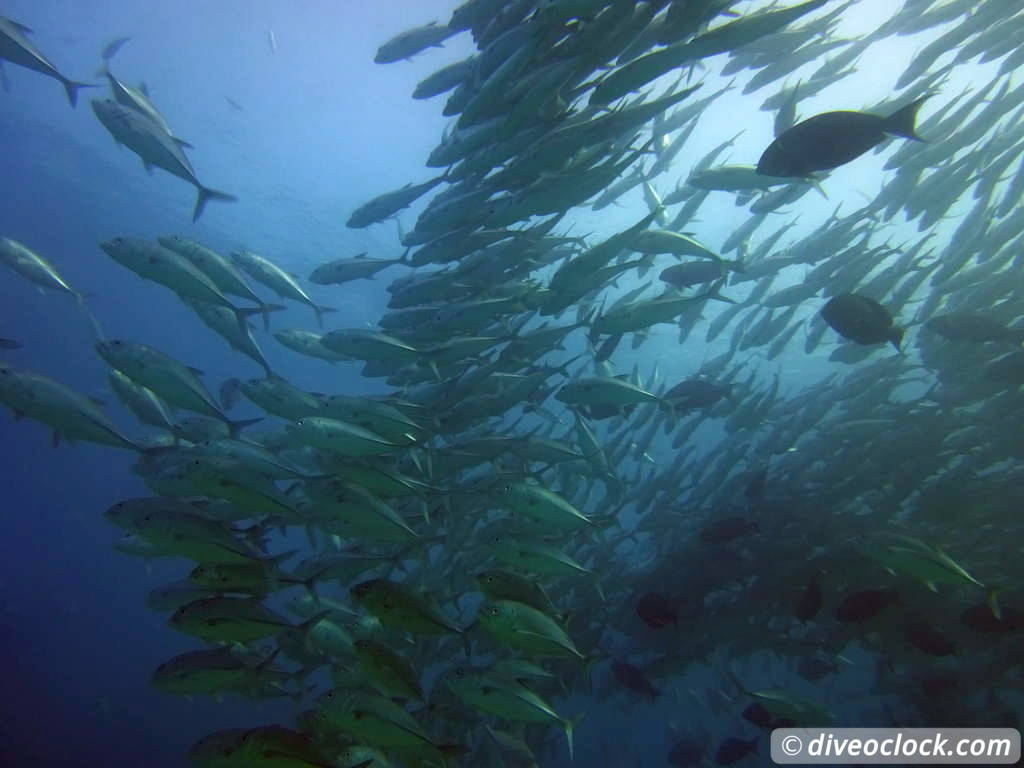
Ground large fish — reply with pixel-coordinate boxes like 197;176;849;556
820;293;903;350
0;363;144;450
97;38;189;146
0;16;94;106
230;250;335;327
757;97;930;177
91;99;236;221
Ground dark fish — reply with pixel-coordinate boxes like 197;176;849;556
714;736;758;766
757;96;929;177
741;703;774;730
219;377;242;411
797;654;838;682
586;402;635;421
821;293;903;349
699;516;758;544
636;592;677;629
794;580;822;622
664;379;730;410
660;260;724;288
985;350;1024;384
0;337;22;349
610;660;660;701
903;620;956;656
925;313;1024;344
920;675;959;698
960;604;1024;634
224;96;244;112
835;588;898;623
668;738;705;767
744;468;767;502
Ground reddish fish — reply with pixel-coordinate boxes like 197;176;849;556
835;588;898;623
636;592;678;629
611;660;661;701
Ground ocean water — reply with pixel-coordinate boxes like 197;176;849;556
2;1;1023;767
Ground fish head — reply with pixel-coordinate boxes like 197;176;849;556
90;98;119;124
98;236;129;259
350;578;381;601
157;235;186;250
94;338;130;364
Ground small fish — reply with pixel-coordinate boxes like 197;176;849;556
903;620;956;656
757;96;930;177
699;517;758;544
744;468;767;503
225;95;244;111
741;703;775;729
267;28;277;54
714;736;758;766
668;738;705;767
835;588;898;624
375;21;454;64
794;579;822;622
960;604;1024;634
636;592;677;629
611;660;660;701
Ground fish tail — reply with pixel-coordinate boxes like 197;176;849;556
313;305;337;328
75;293;107;341
62;79;96;109
889;326;905;352
562;714;585;761
884;95;932;141
701;280;737;305
226;415;263;438
193;185;238;222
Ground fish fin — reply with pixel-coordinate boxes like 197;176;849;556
192;185;238;222
173;137;194;150
101;36;130;60
313;305;336;328
52;430;62;448
62;80;98;108
226;416;263;438
9;20;34;33
138;81;149;97
142;160;154;175
883;95;932;141
987;588;1002;621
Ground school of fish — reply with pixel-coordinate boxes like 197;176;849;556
3;0;1024;766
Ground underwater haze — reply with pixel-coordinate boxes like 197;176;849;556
2;0;1024;767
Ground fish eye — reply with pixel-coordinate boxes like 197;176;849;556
488;606;500;616
454;666;465;677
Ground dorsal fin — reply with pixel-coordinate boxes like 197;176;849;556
138;81;149;97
